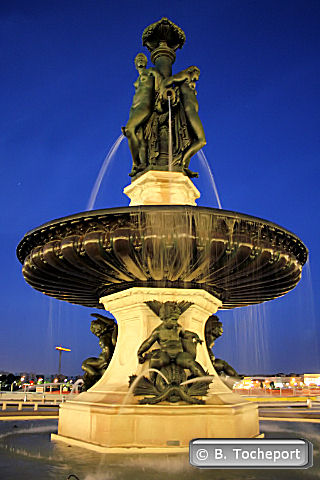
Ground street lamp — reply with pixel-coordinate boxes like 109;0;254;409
55;346;71;376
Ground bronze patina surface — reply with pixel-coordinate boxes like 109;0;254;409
122;17;205;179
81;313;117;391
130;301;211;405
17;205;307;310
205;315;240;378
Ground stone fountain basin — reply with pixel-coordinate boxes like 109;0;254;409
17;205;308;309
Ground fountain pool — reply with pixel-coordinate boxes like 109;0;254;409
0;419;318;479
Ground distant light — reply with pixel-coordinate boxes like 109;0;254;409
304;374;320;387
54;378;58;383
55;346;71;352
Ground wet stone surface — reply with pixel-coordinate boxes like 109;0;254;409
0;419;320;479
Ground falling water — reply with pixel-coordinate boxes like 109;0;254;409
180;375;214;386
231;303;270;374
45;297;64;373
120;368;170;409
305;259;318;356
146;368;170;384
214;303;270;376
168;96;173;171
197;149;222;209
70;378;84;394
86;134;125;211
218;255;318;376
47;298;54;369
295;257;320;370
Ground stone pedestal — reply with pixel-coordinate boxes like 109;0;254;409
54;288;260;451
123;171;200;206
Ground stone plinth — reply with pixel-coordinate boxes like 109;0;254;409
54;288;260;450
53;401;259;452
123;171;200;205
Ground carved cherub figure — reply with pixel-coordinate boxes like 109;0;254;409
205;315;240;378
138;301;205;380
81;313;118;391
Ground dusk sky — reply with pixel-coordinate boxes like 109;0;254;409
1;0;319;376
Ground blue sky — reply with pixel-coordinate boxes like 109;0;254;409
1;0;320;375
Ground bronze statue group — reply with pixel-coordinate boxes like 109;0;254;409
82;303;239;401
122;53;206;179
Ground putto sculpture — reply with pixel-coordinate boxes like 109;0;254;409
130;301;210;404
205;315;240;378
81;313;117;391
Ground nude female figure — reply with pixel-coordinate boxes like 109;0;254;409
122;53;162;176
160;66;206;177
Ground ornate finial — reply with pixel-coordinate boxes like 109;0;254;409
142;17;186;53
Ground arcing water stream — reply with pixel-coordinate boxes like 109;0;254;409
85;128;222;214
197;149;222;209
168;97;173;171
86;134;125;211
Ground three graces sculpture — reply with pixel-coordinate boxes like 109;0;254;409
122;17;206;179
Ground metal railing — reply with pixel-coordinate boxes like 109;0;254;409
235;387;320;397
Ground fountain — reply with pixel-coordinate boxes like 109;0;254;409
17;17;307;452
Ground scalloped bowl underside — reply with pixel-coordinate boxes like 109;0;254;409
17;206;308;310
